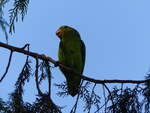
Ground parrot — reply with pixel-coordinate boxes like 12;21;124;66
56;25;86;96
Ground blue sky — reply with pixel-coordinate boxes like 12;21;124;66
0;0;150;112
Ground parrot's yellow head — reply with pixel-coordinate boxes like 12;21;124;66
56;25;80;40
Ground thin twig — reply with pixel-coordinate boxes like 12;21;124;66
88;83;97;113
24;43;29;65
45;61;51;98
35;58;42;95
121;83;124;95
70;92;80;113
0;50;13;82
103;83;115;113
102;84;107;113
94;99;109;113
21;43;30;50
70;80;84;113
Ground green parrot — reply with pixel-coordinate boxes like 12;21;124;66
56;25;86;96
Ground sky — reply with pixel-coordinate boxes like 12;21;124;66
0;0;150;112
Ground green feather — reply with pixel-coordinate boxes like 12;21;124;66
80;40;86;73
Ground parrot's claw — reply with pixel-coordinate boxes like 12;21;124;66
54;61;59;67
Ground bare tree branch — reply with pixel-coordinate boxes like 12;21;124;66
0;42;148;84
0;50;13;82
35;58;43;95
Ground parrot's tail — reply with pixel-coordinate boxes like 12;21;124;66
67;75;81;97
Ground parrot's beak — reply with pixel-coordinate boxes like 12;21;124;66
56;29;61;38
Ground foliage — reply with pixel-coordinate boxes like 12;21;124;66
0;0;29;42
9;0;29;33
1;70;150;113
0;0;9;42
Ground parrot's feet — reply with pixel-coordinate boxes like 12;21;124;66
54;61;59;67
